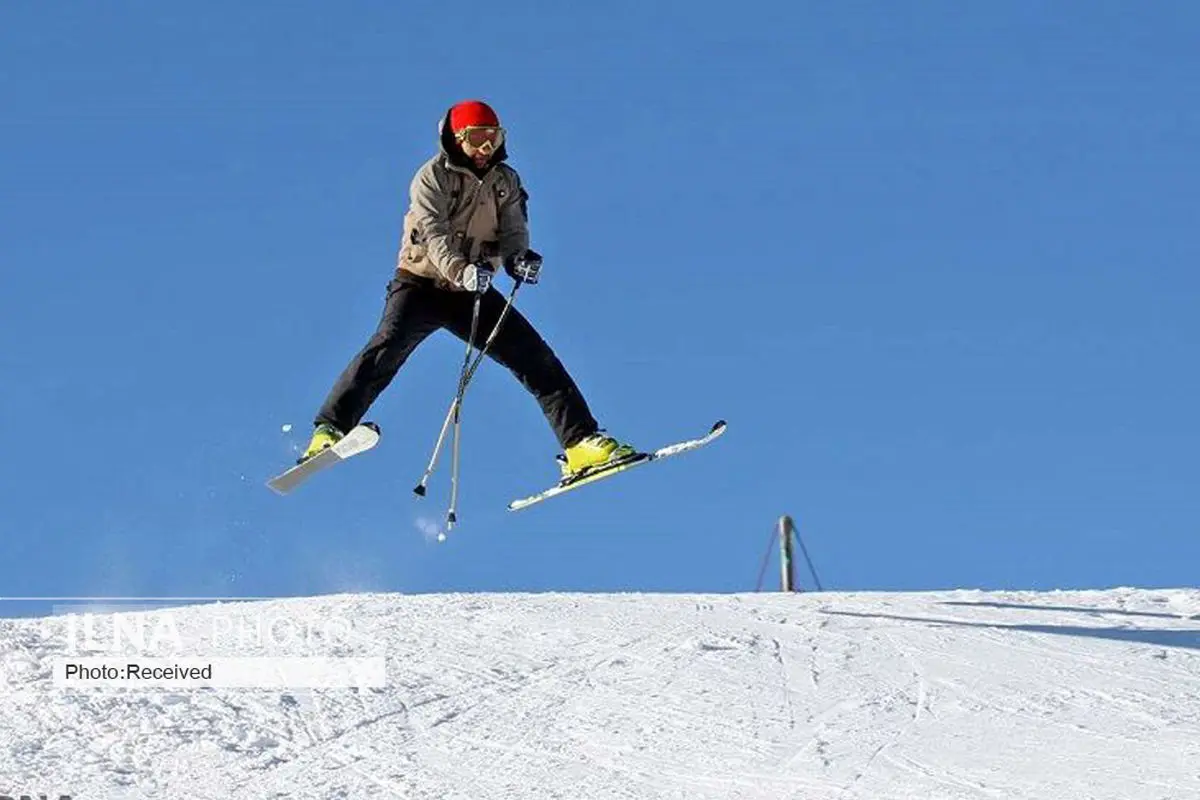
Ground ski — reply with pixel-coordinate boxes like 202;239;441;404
507;419;727;512
267;422;381;495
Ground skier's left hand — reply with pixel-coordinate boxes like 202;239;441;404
505;249;542;284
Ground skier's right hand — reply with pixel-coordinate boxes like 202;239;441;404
460;261;495;294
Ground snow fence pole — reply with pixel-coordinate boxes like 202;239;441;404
779;515;796;591
782;515;824;592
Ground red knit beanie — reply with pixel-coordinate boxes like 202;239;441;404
449;100;500;132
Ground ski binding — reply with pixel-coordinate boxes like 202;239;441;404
507;419;727;512
266;422;381;495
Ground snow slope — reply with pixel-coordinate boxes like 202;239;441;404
2;588;1199;799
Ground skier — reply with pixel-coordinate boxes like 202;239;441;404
301;99;636;480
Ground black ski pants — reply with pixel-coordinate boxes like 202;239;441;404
315;272;599;450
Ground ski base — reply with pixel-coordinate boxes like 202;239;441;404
507;419;727;512
267;422;381;495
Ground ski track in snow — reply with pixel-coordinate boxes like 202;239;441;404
0;588;1198;799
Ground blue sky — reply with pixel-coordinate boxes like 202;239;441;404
2;2;1197;615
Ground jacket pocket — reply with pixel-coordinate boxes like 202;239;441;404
404;241;428;264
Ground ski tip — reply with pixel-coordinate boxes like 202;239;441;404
711;419;727;433
412;484;427;497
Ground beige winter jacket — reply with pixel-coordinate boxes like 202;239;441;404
395;114;530;290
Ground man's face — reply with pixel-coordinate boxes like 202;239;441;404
457;126;504;169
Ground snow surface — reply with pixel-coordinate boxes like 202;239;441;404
2;588;1199;799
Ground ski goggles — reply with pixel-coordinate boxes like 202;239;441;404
456;125;505;155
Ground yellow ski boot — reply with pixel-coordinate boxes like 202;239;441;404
300;423;344;463
559;432;639;481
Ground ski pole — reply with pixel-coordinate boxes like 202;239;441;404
445;281;523;528
412;296;480;500
412;279;523;505
412;395;458;498
460;280;522;388
445;291;483;527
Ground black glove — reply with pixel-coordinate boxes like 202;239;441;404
504;249;542;284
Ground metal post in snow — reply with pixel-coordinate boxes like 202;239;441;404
788;514;825;592
779;515;796;592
